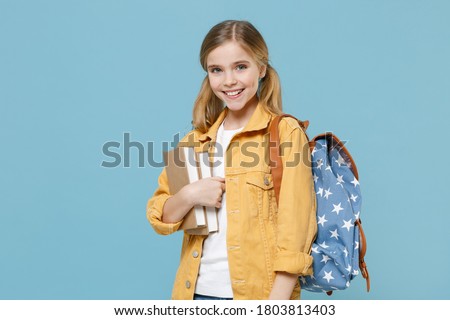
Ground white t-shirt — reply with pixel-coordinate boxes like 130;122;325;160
194;121;243;298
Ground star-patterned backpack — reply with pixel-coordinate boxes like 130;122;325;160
269;114;370;295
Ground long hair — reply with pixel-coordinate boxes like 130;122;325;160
192;20;283;133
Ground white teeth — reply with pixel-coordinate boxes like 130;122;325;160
225;89;243;96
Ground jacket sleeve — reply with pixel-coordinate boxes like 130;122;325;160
146;167;183;235
272;121;317;275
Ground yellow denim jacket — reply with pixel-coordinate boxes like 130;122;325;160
147;102;317;300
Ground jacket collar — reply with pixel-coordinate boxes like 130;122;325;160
198;101;273;143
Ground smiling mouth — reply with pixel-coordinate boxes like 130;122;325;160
223;89;244;97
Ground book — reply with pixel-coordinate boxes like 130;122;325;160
163;146;217;235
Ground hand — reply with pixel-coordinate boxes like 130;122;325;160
184;176;226;208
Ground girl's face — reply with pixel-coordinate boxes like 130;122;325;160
206;41;265;113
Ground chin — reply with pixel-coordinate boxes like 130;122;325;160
225;102;246;111
225;96;256;111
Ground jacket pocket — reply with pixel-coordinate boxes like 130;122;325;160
245;171;274;220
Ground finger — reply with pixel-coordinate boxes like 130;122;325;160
212;176;225;182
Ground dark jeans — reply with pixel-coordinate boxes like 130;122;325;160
193;293;233;300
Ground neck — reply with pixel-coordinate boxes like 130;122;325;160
224;96;259;130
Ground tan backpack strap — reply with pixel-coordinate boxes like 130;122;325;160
355;219;371;292
269;115;284;206
269;113;309;206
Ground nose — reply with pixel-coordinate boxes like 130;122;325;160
224;71;237;87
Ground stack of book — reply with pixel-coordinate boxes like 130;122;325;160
163;146;218;235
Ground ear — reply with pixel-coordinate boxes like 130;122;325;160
259;65;267;79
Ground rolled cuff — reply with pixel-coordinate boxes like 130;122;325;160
273;249;314;276
147;194;183;235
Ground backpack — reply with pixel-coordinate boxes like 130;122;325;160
268;114;370;295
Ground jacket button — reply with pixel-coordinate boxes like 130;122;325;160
192;250;199;258
185;280;191;289
264;176;270;186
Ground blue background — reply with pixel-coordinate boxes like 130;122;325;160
1;0;449;300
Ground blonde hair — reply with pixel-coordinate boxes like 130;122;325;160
192;20;283;133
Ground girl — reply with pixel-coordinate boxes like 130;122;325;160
147;20;317;300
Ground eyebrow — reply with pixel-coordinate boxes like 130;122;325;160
207;60;251;69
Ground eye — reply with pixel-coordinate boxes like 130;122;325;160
209;67;222;73
236;64;247;71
